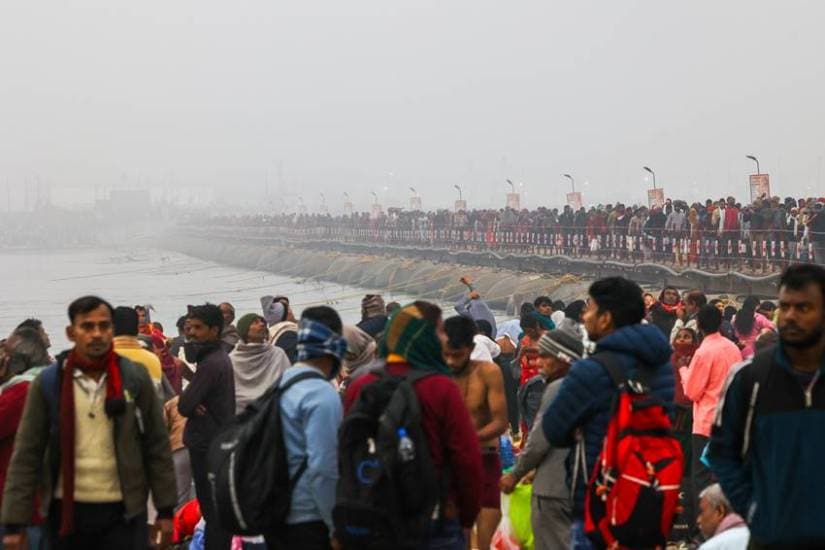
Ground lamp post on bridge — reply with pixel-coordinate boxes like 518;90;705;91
409;187;422;210
563;173;582;210
746;154;770;201
454;184;467;212
505;179;520;210
643;166;664;208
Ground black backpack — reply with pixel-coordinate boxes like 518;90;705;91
206;370;325;535
334;369;442;550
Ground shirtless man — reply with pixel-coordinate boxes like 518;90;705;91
443;315;509;550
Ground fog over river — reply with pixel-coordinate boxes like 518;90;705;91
0;248;426;350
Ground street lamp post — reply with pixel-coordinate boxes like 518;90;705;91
643;166;657;189
370;191;378;204
746;155;761;174
506;179;515;193
563;174;575;193
409;187;417;197
454;185;462;201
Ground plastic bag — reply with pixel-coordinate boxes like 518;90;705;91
492;494;521;550
509;484;534;550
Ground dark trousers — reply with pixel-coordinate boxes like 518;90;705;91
189;447;233;550
691;434;714;535
48;500;146;550
264;520;330;550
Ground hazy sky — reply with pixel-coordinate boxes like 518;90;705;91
2;1;825;211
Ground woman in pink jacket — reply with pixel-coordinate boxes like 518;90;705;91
732;296;776;359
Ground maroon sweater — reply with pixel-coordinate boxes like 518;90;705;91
343;363;483;528
0;380;42;524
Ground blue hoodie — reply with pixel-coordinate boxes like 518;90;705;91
542;323;674;515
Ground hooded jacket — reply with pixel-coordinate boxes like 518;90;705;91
542;324;674;515
708;346;825;547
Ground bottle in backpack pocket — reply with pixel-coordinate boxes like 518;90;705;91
397;428;415;462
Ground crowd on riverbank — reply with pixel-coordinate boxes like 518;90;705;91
204;194;825;272
2;265;825;550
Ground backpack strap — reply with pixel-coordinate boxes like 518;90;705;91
39;362;61;431
589;351;629;389
277;370;327;392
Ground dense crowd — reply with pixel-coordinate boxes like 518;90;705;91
206;194;825;271
2;264;825;550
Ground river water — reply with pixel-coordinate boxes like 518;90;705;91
0;248;424;351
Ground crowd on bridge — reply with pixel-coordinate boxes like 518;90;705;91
2;263;825;550
208;193;825;272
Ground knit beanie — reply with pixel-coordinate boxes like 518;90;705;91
362;294;386;318
538;329;584;365
236;313;261;342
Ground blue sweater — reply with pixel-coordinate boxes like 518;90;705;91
708;346;825;546
542;324;674;515
279;364;342;533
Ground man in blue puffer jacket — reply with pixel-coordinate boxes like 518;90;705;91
542;276;675;549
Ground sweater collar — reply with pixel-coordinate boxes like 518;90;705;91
715;513;746;536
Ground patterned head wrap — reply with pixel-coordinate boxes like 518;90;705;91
296;319;347;367
379;303;449;374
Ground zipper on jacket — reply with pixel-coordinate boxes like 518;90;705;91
804;371;820;408
135;407;145;435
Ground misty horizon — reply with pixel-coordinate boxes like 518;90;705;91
2;1;825;213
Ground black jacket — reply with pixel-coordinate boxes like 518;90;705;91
357;315;389;339
178;344;236;451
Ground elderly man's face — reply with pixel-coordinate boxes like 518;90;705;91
697;496;726;539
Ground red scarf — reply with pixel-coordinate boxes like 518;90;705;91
657;301;682;315
59;348;124;536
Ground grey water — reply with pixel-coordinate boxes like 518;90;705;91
0;248;423;351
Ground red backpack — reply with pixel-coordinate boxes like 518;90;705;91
585;352;684;549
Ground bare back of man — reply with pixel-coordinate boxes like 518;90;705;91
453;360;508;550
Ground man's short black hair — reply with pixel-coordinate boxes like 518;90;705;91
187;303;224;331
534;296;552;308
588;277;645;329
779;264;825;307
301;305;342;334
564;300;586;321
552;300;565;312
520;314;540;331
444;316;477;349
68;296;114;324
686;290;708;308
758;301;776;312
176;315;188;331
697;305;722;334
519;302;536;317
113;306;139;337
475;319;493;339
15;318;42;331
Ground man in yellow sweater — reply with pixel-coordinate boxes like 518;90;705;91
1;296;176;550
112;306;163;393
